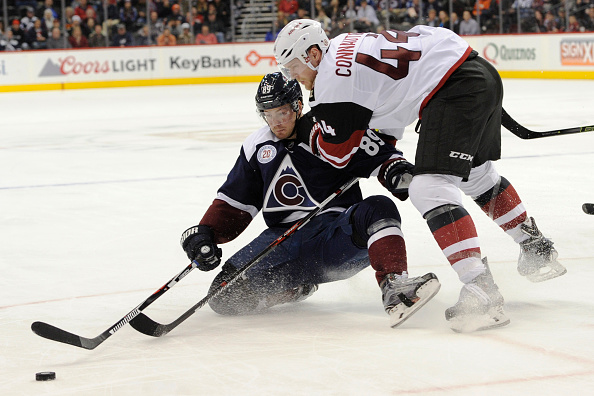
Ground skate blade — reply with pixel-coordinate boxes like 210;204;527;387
525;261;567;283
390;279;441;328
449;307;510;333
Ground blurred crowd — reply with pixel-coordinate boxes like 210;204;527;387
1;0;593;51
268;0;594;39
0;0;232;50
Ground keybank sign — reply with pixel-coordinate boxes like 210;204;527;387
482;43;537;64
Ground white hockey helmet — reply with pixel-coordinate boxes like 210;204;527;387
274;19;330;79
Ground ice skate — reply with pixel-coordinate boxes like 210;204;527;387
381;272;440;328
518;217;566;282
446;258;510;333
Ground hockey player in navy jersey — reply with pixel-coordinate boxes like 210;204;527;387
180;72;440;327
273;20;566;332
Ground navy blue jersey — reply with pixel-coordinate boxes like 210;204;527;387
215;112;401;228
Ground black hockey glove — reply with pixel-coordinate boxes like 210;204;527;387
379;158;415;201
180;225;222;271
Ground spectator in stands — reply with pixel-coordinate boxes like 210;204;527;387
204;5;227;43
195;24;218;44
278;0;300;21
25;18;48;49
64;7;75;36
120;0;140;32
46;27;72;49
424;0;442;16
69;26;89;48
403;0;421;26
326;0;342;22
71;16;89;38
84;17;97;38
188;7;204;32
75;0;97;22
459;9;481;34
168;3;186;37
134;24;152;45
157;0;174;20
557;8;567;30
157;26;177;45
10;19;26;49
111;23;134;47
195;0;209;23
581;6;594;30
315;7;333;34
177;23;194;44
265;21;279;42
543;10;560;31
149;11;165;43
343;0;358;26
21;7;37;31
473;0;493;25
212;0;231;29
438;10;450;28
567;14;582;31
329;13;350;38
88;24;107;47
36;0;59;20
510;0;535;26
42;9;55;32
355;0;380;32
450;11;461;34
106;0;120;21
533;9;547;31
426;8;440;26
1;29;19;51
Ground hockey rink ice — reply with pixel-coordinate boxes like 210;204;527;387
1;79;593;395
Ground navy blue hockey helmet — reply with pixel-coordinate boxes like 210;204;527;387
255;72;302;115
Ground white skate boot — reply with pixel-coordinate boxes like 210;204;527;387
445;258;510;333
518;217;566;282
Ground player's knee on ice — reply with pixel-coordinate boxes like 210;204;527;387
349;195;402;246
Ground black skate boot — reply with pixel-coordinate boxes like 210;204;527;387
380;272;440;328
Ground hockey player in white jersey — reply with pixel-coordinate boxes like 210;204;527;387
180;72;440;327
274;20;566;332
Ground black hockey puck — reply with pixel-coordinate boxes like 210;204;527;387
583;203;594;215
36;372;56;381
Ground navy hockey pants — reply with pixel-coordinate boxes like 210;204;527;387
208;195;400;315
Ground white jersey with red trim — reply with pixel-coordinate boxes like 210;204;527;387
308;26;471;168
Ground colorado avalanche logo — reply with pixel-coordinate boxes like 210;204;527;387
257;145;277;164
264;156;318;212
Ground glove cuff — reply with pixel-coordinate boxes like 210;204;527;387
180;225;213;248
378;157;406;187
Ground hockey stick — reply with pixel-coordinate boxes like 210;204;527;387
129;177;361;337
502;108;594;139
31;261;198;350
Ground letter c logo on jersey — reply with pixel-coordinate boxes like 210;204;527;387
257;145;277;163
274;174;305;206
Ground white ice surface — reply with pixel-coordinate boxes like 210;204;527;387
1;80;593;395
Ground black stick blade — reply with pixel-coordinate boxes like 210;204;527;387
129;313;166;337
31;321;100;350
583;203;594;215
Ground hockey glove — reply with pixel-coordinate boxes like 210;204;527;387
379;158;415;201
180;225;222;271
